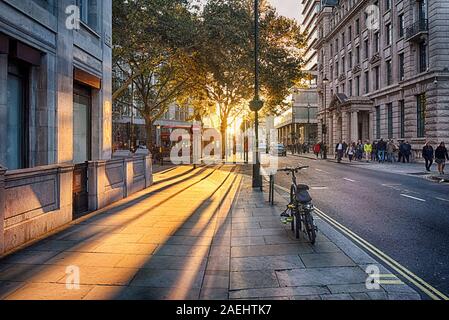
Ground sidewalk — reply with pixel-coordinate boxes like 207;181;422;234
0;165;421;300
292;153;449;182
231;169;421;300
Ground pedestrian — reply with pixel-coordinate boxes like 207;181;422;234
402;141;412;163
387;140;396;163
371;141;378;162
435;142;449;175
356;140;364;161
336;140;344;163
422;141;434;172
364;140;372;162
347;142;356;162
378;139;387;163
314;143;321;159
342;141;348;158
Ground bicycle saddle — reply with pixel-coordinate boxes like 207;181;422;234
296;189;312;204
296;184;310;191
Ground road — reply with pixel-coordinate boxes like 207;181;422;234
272;155;449;299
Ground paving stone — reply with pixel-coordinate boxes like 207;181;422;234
0;264;67;283
232;223;261;230
154;245;210;257
130;269;205;289
327;283;377;294
231;255;305;271
0;281;26;299
290;295;322;300
276;267;368;287
230;271;279;290
231;237;266;246
199;288;229;300
367;291;389;300
118;255;207;271
206;256;230;271
229;286;330;299
231;244;314;258
299;252;356;268
82;285;126;300
209;246;230;257
232;228;287;237
4;283;94;300
45;252;125;267
117;286;201;300
202;271;229;289
165;236;213;246
263;235;300;245
350;292;371;300
311;241;341;253
93;243;157;255
1;251;60;265
59;266;137;286
320;293;354;300
387;292;422;300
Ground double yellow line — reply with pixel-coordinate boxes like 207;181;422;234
314;207;449;301
272;183;448;300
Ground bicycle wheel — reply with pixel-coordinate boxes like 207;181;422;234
295;211;301;239
304;212;316;245
290;186;295;232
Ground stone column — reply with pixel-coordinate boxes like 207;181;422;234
58;164;74;221
0;166;6;255
0;54;7;167
333;113;338;146
145;155;153;188
342;111;350;143
351;111;359;142
328;114;333;152
125;158;134;197
88;161;107;211
368;111;374;142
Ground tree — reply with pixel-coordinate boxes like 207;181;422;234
194;0;306;158
112;0;200;148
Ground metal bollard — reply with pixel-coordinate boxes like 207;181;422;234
268;174;275;206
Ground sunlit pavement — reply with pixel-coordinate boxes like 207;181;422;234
0;165;240;300
0;164;421;300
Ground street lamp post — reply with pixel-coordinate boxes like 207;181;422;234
322;76;329;159
251;0;263;189
307;103;311;147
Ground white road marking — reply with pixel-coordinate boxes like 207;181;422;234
343;178;356;182
400;194;426;202
435;197;449;202
311;187;329;190
315;168;330;174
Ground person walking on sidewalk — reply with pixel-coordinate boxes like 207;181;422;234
314;143;321;159
422;141;434;172
336;140;344;163
401;141;412;163
387;140;397;163
377;139;387;163
435;142;449;175
364;140;372;162
347;142;356;162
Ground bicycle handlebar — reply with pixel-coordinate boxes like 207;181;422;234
279;166;309;173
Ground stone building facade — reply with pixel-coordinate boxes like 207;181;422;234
0;0;152;255
315;0;449;156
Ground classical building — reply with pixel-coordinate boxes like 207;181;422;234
315;0;449;156
274;1;320;148
275;89;319;147
0;0;152;255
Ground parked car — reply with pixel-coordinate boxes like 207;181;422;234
272;144;287;157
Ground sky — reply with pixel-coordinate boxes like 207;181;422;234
268;0;301;22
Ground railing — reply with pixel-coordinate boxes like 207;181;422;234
406;19;428;40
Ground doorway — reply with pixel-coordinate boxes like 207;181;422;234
72;82;92;217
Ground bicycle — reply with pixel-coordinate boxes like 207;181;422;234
279;166;318;245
